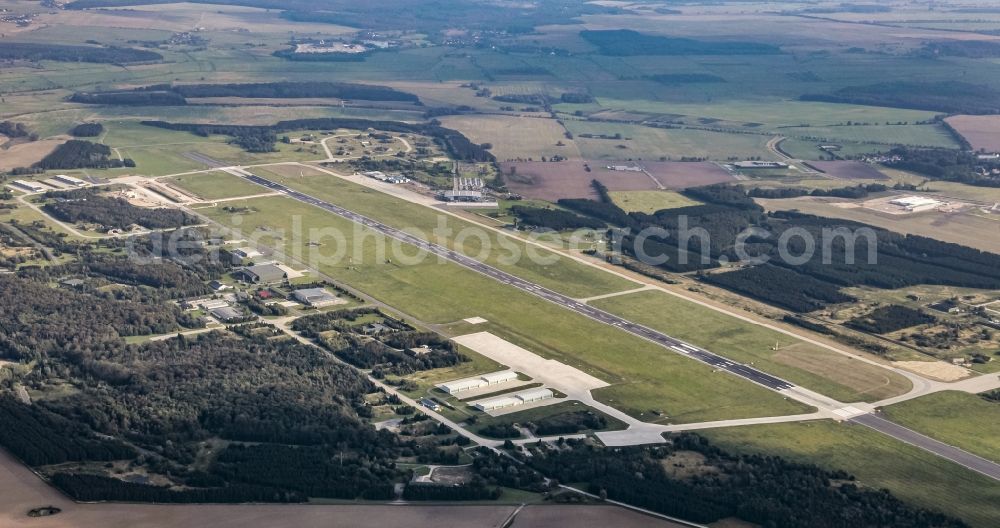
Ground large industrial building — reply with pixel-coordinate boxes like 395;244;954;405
889;196;943;212
53;174;88;187
438;370;518;394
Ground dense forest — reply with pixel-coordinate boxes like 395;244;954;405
511;205;605;230
748;183;891;199
292;308;467;376
0;42;162;63
69;122;105;137
0;121;37;140
34;140;133;170
473;436;966;528
884;147;1000;187
43;188;199;230
581;30;781;56
647;73;727;84
71;81;419;105
802;81;1000;114
847;305;937;334
544;183;1000;311
142;117;494;161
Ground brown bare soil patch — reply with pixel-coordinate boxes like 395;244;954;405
0;140;66;171
805;161;887;180
642;161;738;189
500;161;656;201
892;361;970;382
511;505;688;528
945;115;1000;152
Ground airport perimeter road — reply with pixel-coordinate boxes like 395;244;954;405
226;168;797;394
851;413;1000;481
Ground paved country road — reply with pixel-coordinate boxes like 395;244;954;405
226;167;796;393
850;413;1000;481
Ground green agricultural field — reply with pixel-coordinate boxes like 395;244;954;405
882;391;1000;464
165;171;270;201
564;121;775;161
591;290;911;403
590;98;943;129
253;165;638;300
702;420;1000;528
609;190;701;213
200;195;811;424
783;124;959;149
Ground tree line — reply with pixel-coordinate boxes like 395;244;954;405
70;81;419;105
0;42;161;63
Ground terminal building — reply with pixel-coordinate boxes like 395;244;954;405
438;370;519;394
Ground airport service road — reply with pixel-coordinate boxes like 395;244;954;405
227;168;796;394
850;413;1000;481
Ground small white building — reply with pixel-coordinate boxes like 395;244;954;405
233;247;262;259
53;174;88;187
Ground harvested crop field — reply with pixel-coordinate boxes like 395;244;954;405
511;505;687;528
439;115;581;162
0;139;66;171
804;161;887;180
500;161;656;201
945;115;1000;152
642;161;738;189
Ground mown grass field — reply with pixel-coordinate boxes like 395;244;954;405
255;165;638;300
165;171;270;201
883;391;1000;464
201;195;811;424
701;420;1000;528
608;190;701;213
439;115;580;162
591;290;911;403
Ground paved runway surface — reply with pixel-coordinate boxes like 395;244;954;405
233;169;795;392
851;413;1000;481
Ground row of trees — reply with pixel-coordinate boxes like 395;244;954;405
802;81;1000;114
0;42;161;63
70;81;419;105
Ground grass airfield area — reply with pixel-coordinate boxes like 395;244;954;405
200;194;812;424
702;420;1000;528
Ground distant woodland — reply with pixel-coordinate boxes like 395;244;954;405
43;188;199;230
34;140;133;170
581;30;782;56
142;118;494;161
71;81;420;105
0;42;161;63
802;81;1000;114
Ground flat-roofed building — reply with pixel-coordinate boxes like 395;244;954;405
514;387;553;403
53;174;88;187
292;287;341;307
473;395;521;411
234;264;286;284
889;195;942;212
233;247;262;259
12;180;47;193
481;370;518;385
438;370;518;394
439;377;487;394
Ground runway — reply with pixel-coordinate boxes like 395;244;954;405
850;413;1000;481
228;168;795;393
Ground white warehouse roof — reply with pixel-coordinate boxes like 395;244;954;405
481;371;518;384
439;378;487;394
889;196;941;208
473;396;521;411
514;388;553;402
